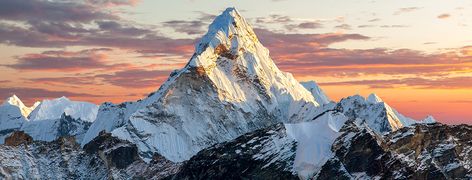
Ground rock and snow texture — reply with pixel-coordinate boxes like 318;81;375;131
20;114;92;143
0;97;29;144
0;137;108;179
28;96;98;122
108;7;320;162
301;81;331;105
81;92;162;146
0;96;97;144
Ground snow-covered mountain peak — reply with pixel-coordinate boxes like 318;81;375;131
28;97;98;122
2;95;39;117
105;7;320;162
189;7;264;69
421;115;436;124
367;93;383;104
301;81;331;105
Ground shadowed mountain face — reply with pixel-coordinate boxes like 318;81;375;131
0;7;469;180
170;122;472;179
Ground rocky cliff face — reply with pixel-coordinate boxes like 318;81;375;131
169;121;472;179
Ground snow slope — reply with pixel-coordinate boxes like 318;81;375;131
285;112;348;178
108;7;320;162
28;97;98;122
301;81;331;105
0;101;28;143
20;114;92;142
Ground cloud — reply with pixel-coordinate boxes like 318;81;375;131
4;48;130;71
394;7;422;15
0;22;196;56
0;0;117;22
26;77;101;86
380;25;409;28
335;24;352;30
85;0;140;7
358;25;376;28
255;28;370;53
319;76;472;89
251;29;472;78
0;0;195;57
254;14;324;31
95;69;171;88
437;13;451;19
163;20;207;35
368;18;381;22
0;87;103;103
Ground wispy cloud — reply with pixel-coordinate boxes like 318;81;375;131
319;76;472;89
394;7;422;15
437;13;451;19
4;49;131;71
0;87;103;103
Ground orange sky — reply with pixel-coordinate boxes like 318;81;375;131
0;0;471;124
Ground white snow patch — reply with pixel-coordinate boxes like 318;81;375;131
284;112;348;179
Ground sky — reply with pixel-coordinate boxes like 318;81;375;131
0;0;471;124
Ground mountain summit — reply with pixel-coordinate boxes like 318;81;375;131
2;95;39;118
89;7;320;162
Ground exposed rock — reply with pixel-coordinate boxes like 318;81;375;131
170;124;298;180
0;137;107;179
316;122;472;179
84;131;139;169
4;131;32;146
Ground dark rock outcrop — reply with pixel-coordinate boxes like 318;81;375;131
316;122;472;179
84;131;139;169
170;124;298;180
4;131;32;146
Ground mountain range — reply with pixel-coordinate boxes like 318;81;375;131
0;8;470;179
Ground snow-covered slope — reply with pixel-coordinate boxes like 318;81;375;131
106;7;320;162
0;96;97;144
0;97;29;143
285;112;348;178
301;81;331;105
20;113;92;143
81;90;166;146
28;97;98;122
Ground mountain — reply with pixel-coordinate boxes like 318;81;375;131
87;7;320;162
366;93;436;128
19;113;92;142
0;96;29;143
2;95;39;118
171;120;471;179
28;96;98;122
301;81;331;105
0;96;98;143
0;7;469;180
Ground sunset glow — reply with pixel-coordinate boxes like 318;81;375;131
0;0;471;124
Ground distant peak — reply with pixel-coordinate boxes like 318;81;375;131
222;7;240;17
367;93;383;104
300;81;331;105
301;81;319;89
422;115;436;124
57;96;70;101
3;94;25;107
